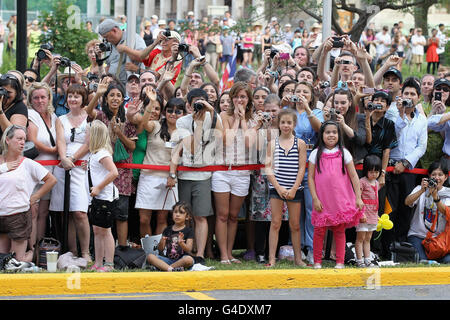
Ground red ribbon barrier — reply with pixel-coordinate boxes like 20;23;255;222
36;160;431;175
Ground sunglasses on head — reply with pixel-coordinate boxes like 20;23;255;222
0;74;18;82
166;108;183;115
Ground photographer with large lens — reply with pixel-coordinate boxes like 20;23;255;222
0;73;27;137
116;29;183;85
97;19;146;87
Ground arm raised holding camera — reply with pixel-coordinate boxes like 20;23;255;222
317;37;333;82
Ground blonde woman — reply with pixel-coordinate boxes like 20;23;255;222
26;82;61;254
83;39;105;77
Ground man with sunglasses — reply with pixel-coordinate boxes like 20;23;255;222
23;69;39;92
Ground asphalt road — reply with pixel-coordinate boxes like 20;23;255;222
3;285;450;300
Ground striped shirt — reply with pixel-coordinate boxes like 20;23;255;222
269;137;300;189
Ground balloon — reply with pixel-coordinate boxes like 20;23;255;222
376;222;383;232
380;214;390;221
382;219;394;230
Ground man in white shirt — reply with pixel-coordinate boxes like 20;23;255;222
381;78;427;260
411;28;426;73
437;24;447;69
375;26;391;69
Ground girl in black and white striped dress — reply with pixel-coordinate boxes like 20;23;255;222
265;108;307;267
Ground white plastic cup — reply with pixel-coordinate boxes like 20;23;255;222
46;251;58;272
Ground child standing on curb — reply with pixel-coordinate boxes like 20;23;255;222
266;108;307;267
146;202;195;272
308;121;364;269
88;120;119;272
356;155;381;268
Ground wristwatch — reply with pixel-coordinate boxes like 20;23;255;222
169;172;177;179
400;159;410;169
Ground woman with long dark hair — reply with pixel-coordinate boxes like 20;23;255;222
86;79;137;248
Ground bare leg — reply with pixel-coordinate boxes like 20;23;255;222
227;194;246;260
139;209;152;237
155;210;168;235
267;198;284;266
287;201;305;266
214;192;231;261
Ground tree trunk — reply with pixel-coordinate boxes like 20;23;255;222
413;0;437;36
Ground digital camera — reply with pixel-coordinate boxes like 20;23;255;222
59;57;72;68
99;40;112;52
329;107;340;121
332;37;344;48
426;178;438;188
0;87;10;100
290;95;300;103
178;43;189;53
320;81;330;89
193;101;204;112
366;102;383;111
36;43;54;61
270;48;279;59
402;99;413;108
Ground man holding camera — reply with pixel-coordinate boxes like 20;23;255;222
168;89;223;265
97;19;146;87
381;78;427;260
116;30;183;85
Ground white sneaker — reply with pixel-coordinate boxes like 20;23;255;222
313;263;322;269
335;263;345;269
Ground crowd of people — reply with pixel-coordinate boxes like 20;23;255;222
0;11;449;272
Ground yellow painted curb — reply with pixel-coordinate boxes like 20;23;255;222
1;267;450;297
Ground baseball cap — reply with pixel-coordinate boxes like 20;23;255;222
285;23;291;28
167;30;181;42
271;17;277;22
151;15;158;20
158;19;167;26
434;78;450;88
98;19;121;35
383;67;403;83
127;73;139;82
187;11;194;16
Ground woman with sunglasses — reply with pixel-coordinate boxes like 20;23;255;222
50;84;91;261
0;125;56;262
86;79;137;249
0;73;27;138
26;82;61;255
135;93;186;237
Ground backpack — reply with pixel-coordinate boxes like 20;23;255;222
389;242;420;263
114;246;146;269
344;242;379;265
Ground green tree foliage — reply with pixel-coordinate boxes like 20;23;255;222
36;0;96;68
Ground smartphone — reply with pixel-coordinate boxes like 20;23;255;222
363;87;375;94
435;91;442;101
279;53;290;60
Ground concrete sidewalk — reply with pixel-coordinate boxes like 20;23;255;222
1;267;449;297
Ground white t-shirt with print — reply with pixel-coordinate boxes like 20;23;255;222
407;186;450;239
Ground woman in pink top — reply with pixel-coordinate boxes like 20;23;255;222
242;27;255;69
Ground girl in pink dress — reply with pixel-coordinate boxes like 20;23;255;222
308;121;364;269
356;155;381;268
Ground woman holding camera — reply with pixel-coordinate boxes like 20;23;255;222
83;39;105;78
324;88;367;163
86;79;136;248
26;82;61;253
0;73;27;138
405;160;450;263
0;125;56;262
135;91;185;237
286;81;323;263
49;84;91;261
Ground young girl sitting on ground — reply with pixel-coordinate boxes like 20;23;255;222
147;201;195;271
308;120;364;269
88;120;119;272
356;154;382;268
